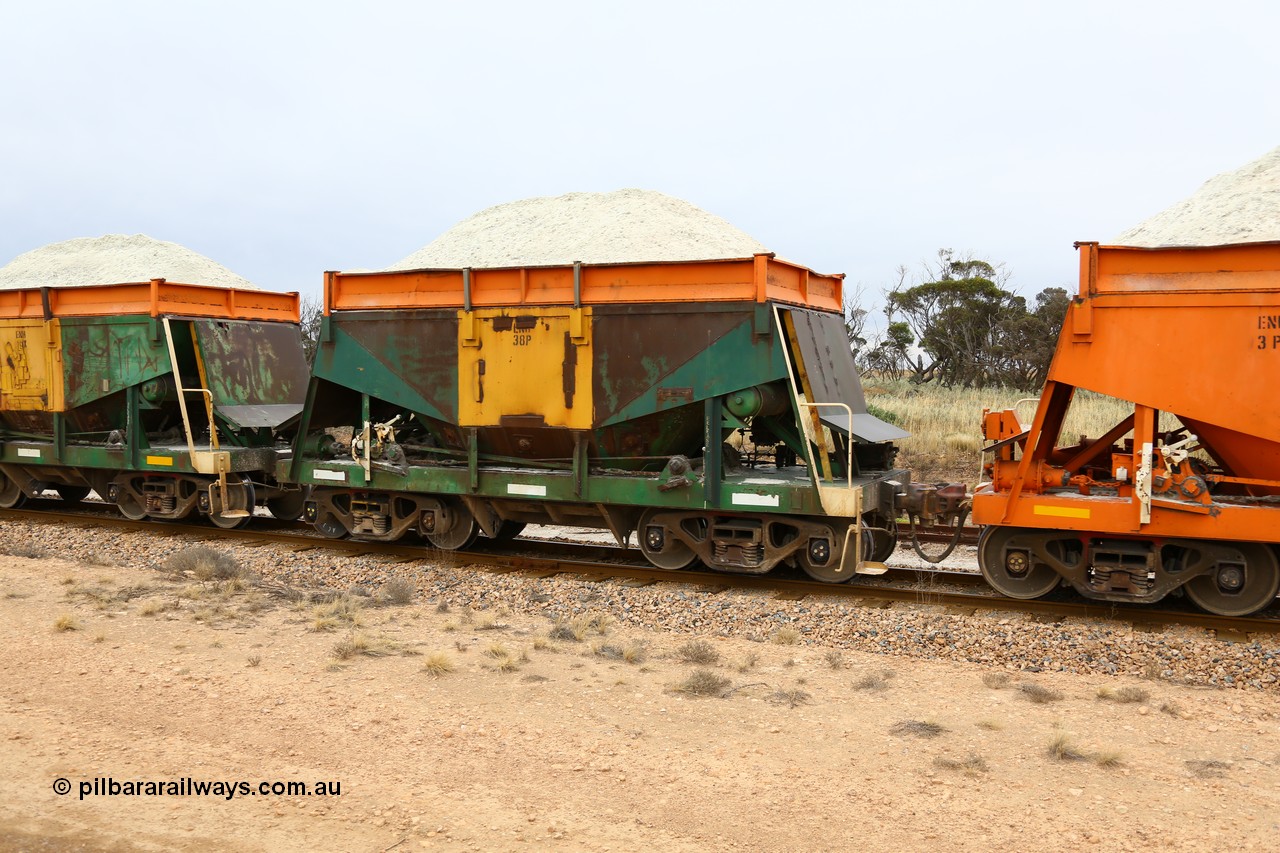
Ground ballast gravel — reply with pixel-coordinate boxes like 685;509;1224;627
5;517;1277;692
0;233;260;290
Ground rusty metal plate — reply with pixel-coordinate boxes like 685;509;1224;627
193;319;309;428
786;307;908;443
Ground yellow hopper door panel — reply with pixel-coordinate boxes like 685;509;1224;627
0;319;62;412
457;307;592;429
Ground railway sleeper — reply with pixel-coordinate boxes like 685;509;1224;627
979;526;1280;616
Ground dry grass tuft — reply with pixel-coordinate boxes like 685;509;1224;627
982;672;1011;689
735;652;760;673
138;599;172;617
890;720;945;738
548;621;580;642
474;612;507;631
1185;759;1231;778
854;669;894;691
934;755;989;776
1097;685;1149;704
482;647;523;673
53;614;79;632
331;635;366;660
1019;683;1063;704
7;544;50;559
674;669;732;698
621;642;648;664
547;612;612;641
1093;750;1124;768
771;628;801;646
676;639;720;665
378;577;416;606
177;584;207;602
310;595;363;632
769;688;811;708
161;546;243;581
823;650;846;669
420;651;457;677
592;642;625;660
246;654;262;668
1047;734;1086;761
331;632;392;661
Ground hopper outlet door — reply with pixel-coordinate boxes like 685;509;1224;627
457;307;593;429
191;318;309;430
775;306;908;444
0;318;62;412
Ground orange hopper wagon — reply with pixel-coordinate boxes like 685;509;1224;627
972;242;1280;616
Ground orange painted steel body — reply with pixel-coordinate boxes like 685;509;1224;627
0;279;300;323
973;241;1280;545
322;254;843;315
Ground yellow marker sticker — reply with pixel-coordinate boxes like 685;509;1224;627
1032;504;1090;519
145;455;174;467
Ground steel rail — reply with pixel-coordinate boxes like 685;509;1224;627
3;506;1277;636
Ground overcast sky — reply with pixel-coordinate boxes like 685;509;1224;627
3;0;1278;309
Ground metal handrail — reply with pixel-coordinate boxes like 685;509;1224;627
797;401;854;490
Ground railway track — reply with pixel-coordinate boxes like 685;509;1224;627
3;504;1278;638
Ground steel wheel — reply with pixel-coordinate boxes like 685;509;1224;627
266;488;309;521
208;477;255;529
489;520;526;542
862;512;898;563
312;512;348;539
637;509;698;570
55;485;91;504
208;509;253;529
115;490;148;520
88;473;118;503
0;472;27;509
1184;542;1280;617
424;502;479;551
978;526;1062;599
799;526;854;583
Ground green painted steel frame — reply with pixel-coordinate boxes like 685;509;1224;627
283;452;906;520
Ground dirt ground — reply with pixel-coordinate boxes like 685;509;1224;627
2;551;1278;853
